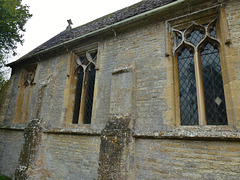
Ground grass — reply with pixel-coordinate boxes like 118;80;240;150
0;175;11;180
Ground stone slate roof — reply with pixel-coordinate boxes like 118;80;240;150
14;0;176;63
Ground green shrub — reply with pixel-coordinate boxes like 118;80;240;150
0;175;11;180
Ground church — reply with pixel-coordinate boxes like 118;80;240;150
0;0;240;179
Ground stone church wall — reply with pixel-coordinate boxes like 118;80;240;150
0;0;240;179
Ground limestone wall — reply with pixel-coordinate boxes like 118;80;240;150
28;134;101;179
0;0;239;179
135;139;240;179
0;130;24;177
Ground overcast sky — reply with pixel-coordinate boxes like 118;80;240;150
11;0;142;62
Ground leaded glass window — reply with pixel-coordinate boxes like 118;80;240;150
178;48;198;125
200;43;227;125
73;52;97;124
173;19;227;125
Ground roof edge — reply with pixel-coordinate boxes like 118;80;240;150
8;0;186;67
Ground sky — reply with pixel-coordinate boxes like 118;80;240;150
11;0;142;62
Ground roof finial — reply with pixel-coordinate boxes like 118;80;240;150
66;19;73;31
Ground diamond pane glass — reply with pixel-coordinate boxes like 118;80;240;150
178;48;199;125
72;70;84;124
187;29;205;46
176;34;182;46
84;64;96;124
80;56;85;63
209;26;217;38
200;43;228;125
91;52;97;60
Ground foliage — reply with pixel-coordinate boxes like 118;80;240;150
0;72;7;90
0;76;8;111
0;0;32;87
0;0;32;58
0;54;7;90
0;175;11;180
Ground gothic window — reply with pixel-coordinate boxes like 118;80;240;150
72;52;97;124
172;19;227;126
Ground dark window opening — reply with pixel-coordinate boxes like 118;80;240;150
83;64;96;124
72;70;84;124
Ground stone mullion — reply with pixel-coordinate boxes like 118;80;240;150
194;50;207;125
174;53;181;125
78;67;88;124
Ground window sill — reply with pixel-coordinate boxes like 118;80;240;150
133;126;240;141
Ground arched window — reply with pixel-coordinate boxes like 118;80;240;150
72;52;97;124
173;19;227;125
